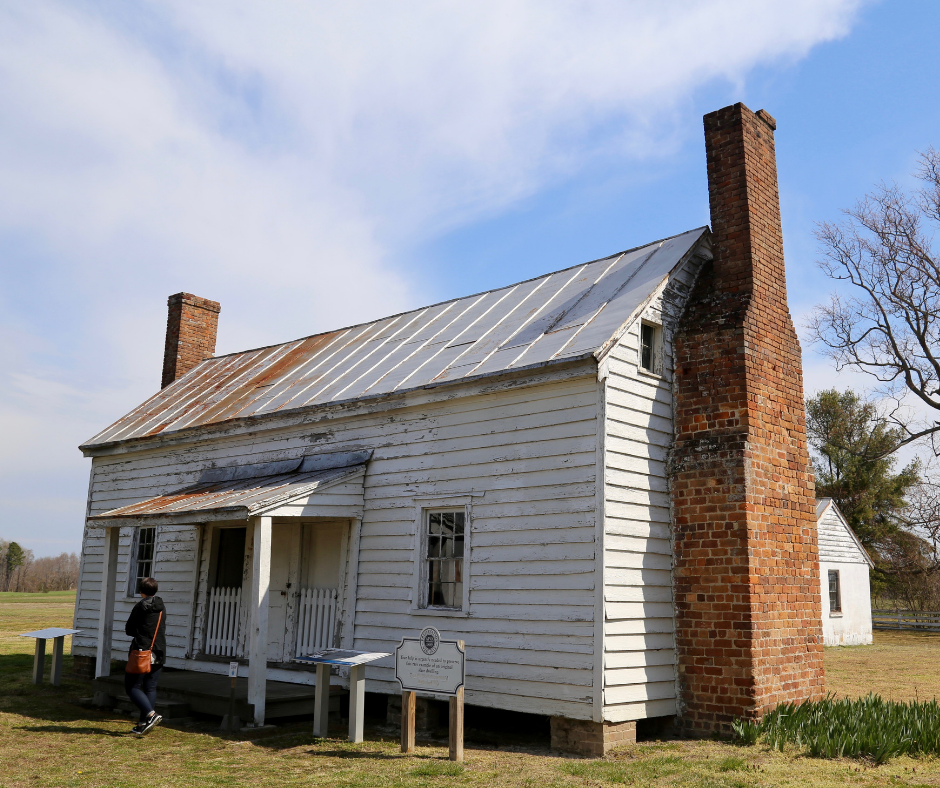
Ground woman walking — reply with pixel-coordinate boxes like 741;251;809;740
124;576;166;735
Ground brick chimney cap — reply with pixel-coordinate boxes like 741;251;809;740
755;109;777;131
167;292;221;312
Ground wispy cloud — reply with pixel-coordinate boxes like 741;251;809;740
0;0;863;553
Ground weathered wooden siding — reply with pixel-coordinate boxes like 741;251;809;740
817;506;870;565
74;370;601;719
601;255;701;723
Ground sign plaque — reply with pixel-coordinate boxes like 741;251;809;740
395;626;465;696
396;627;466;762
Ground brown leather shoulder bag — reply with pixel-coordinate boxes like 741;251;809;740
126;610;162;675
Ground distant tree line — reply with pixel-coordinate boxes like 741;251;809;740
0;540;80;592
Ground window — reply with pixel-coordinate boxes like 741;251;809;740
129;527;157;596
828;569;841;614
425;510;465;609
639;321;662;374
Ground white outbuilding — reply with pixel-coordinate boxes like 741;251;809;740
816;498;874;646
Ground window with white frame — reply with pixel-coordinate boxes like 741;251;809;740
128;526;157;597
639;321;662;374
424;510;465;609
828;569;842;614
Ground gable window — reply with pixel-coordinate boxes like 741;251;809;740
828;569;841;614
639;321;662;374
128;527;157;597
425;510;465;609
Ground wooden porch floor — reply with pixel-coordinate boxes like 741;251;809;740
93;669;346;721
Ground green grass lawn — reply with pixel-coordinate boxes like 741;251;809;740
3;593;940;787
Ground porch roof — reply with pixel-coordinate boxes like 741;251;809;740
88;458;367;524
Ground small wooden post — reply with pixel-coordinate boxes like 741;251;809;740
32;638;46;685
448;640;465;763
51;636;65;686
348;663;365;743
313;662;331;738
400;690;416;753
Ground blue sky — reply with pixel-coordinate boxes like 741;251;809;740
1;0;937;556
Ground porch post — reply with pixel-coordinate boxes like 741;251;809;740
248;515;272;726
95;526;119;678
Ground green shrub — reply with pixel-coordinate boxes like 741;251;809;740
733;694;940;763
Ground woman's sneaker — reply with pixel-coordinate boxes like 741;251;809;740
137;714;163;735
131;723;146;735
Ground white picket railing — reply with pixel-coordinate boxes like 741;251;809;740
295;587;338;657
206;586;242;656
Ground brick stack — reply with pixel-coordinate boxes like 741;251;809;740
550;718;636;757
669;103;825;734
161;292;221;388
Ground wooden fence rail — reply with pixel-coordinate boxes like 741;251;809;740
872;610;940;631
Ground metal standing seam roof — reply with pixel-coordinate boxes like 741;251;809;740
82;227;708;450
88;462;366;522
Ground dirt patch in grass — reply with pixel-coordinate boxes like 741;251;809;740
5;594;940;786
826;630;940;701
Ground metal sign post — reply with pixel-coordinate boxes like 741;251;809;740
395;627;466;762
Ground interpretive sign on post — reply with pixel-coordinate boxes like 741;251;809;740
395;627;466;762
395;627;465;695
295;648;391;743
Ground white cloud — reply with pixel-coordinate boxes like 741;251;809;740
0;0;863;553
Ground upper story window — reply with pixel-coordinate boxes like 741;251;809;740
639;321;662;374
828;569;842;613
426;510;465;609
128;526;157;597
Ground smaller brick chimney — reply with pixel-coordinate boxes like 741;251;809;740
161;293;221;388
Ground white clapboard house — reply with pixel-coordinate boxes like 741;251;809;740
72;225;711;743
816;498;874;646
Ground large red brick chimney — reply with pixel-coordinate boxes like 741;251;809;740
161;293;221;388
670;103;824;734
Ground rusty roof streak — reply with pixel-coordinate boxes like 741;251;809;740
153;344;297;435
81;228;708;451
273;321;390;411
253;328;359;415
310;313;420;404
89;464;364;520
190;333;345;426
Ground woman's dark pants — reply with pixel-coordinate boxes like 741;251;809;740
124;667;162;723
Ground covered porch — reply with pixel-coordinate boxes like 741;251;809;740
88;450;369;726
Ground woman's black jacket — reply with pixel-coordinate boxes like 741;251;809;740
124;595;167;667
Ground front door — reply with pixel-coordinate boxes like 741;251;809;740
267;525;293;662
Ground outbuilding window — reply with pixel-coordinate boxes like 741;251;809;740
128;527;157;597
425;510;465;609
828;569;842;613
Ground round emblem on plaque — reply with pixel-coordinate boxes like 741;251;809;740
419;626;441;655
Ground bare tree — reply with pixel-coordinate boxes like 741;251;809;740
811;148;940;455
